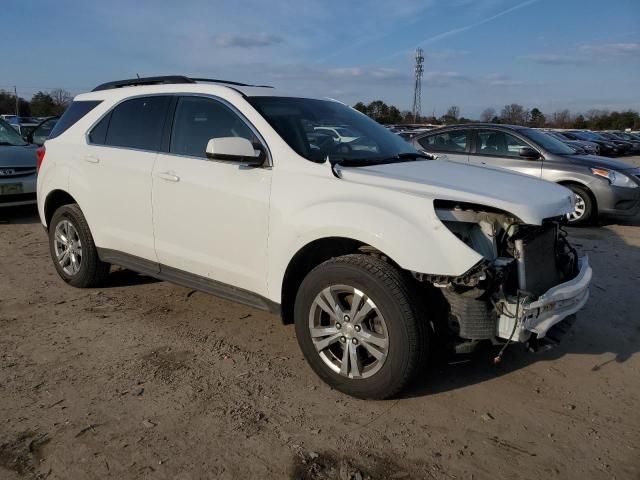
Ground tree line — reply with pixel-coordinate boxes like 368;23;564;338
0;89;73;117
3;89;639;131
353;100;640;130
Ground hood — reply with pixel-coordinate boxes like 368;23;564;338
338;159;574;225
568;154;636;172
0;144;38;168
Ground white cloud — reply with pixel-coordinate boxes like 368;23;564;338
578;42;640;56
212;34;283;48
484;74;524;87
524;42;640;65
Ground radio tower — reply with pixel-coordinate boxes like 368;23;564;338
411;48;424;123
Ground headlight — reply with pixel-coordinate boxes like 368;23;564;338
591;167;638;188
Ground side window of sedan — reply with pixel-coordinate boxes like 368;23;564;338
476;130;529;157
170;96;257;159
419;131;467;152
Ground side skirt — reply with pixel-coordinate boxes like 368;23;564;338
97;248;281;315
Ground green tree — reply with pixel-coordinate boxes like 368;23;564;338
353;100;403;124
353;102;368;115
0;89;31;116
30;91;57;116
528;108;546;127
573;114;587;129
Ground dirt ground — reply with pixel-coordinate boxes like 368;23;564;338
1;163;640;479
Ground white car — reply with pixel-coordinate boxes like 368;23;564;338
314;126;360;143
37;76;591;399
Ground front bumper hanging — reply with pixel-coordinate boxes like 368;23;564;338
497;256;592;342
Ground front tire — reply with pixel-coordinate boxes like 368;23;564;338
565;184;595;225
49;204;110;288
294;254;428;399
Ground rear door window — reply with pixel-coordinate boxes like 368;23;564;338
476;130;529;157
48;101;102;140
418;130;468;152
104;96;171;151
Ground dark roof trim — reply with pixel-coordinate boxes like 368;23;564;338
92;75;272;92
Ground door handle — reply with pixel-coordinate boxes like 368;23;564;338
85;155;100;164
157;172;180;182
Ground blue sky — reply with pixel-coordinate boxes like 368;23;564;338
1;0;638;117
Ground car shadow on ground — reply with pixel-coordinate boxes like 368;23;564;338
0;204;40;225
2;205;638;399
404;217;640;398
102;267;162;288
596;215;640;227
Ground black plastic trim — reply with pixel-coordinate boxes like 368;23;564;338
97;248;281;315
92;76;272;92
92;76;195;91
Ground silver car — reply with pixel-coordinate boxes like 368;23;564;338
409;123;640;224
0;117;38;207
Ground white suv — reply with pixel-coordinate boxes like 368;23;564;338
37;76;592;399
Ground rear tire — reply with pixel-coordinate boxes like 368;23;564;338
49;204;110;288
565;184;595;225
294;254;428;399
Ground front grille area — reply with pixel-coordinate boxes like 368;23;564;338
0;166;37;178
0;192;36;204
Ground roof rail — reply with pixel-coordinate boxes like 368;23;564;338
92;76;273;92
191;78;273;88
92;76;195;91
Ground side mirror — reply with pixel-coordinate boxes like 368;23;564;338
205;137;265;166
519;146;540;159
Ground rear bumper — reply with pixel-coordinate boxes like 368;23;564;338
497;256;592;342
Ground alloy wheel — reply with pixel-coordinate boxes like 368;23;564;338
308;285;389;379
53;219;83;275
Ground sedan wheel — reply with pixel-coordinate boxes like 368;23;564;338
564;184;595;225
566;193;586;222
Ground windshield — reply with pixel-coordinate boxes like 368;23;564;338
0;118;28;146
572;131;598;141
247;97;420;164
520;128;576;155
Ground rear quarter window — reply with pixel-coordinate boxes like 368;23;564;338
48;101;102;140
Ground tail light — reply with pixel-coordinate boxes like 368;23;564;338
36;146;46;172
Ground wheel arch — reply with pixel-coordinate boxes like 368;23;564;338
280;236;399;325
557;180;598;212
44;190;78;229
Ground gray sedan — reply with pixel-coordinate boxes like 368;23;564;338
409;123;640;224
0;117;38;207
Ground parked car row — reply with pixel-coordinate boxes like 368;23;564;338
0;116;39;207
401;123;640;224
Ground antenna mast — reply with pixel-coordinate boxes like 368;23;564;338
411;48;424;123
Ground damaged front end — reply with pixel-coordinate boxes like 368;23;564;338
414;200;592;353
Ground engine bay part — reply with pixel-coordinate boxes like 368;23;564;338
418;201;581;347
